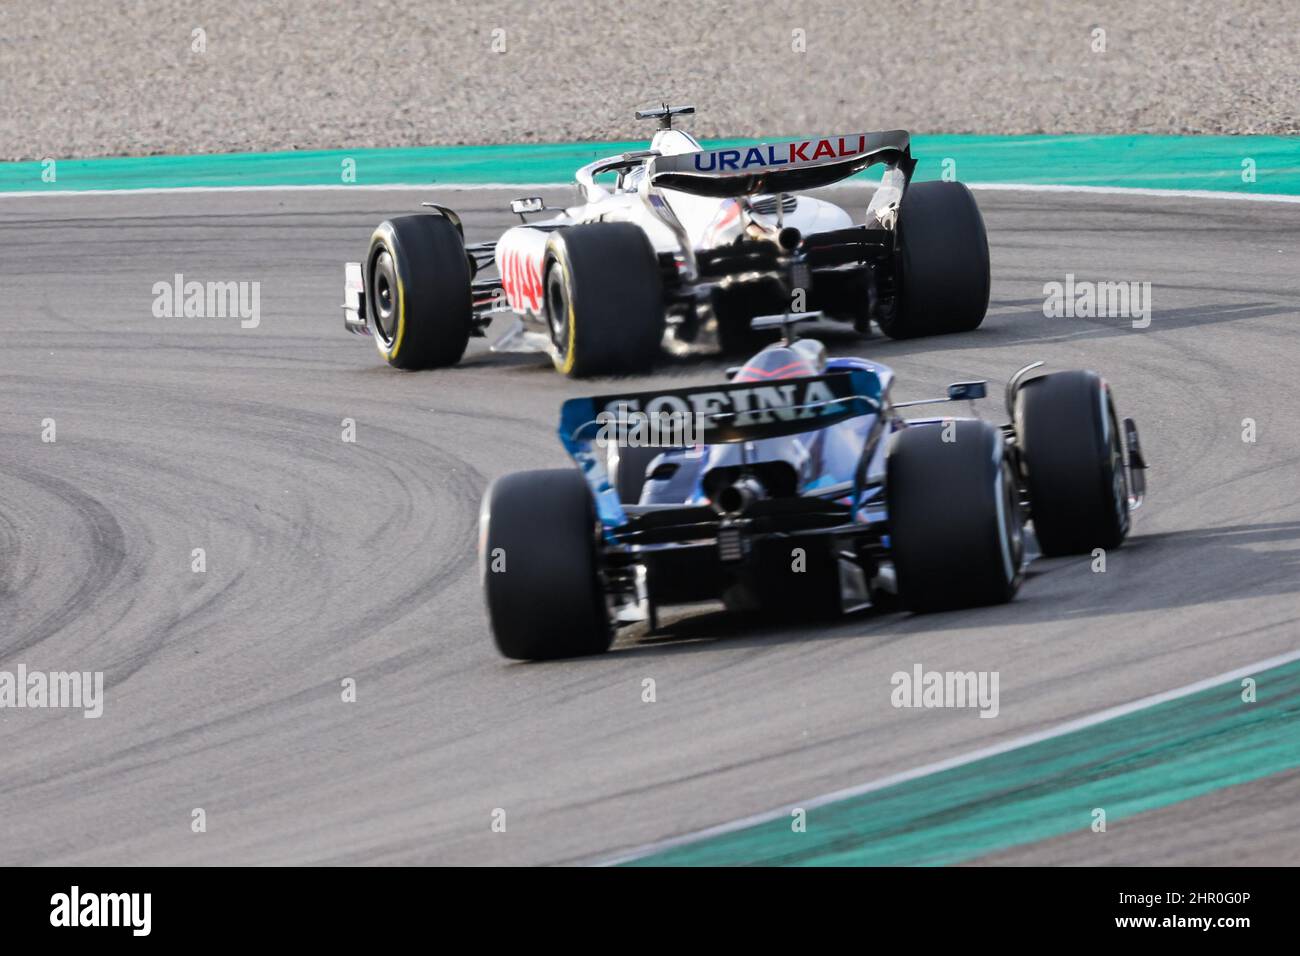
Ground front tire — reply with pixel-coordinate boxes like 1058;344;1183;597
1015;370;1131;556
543;223;665;377
480;469;612;660
878;181;990;340
367;215;472;370
886;419;1023;612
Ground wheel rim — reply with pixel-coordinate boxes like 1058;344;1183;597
370;249;397;344
1108;412;1130;535
546;266;570;357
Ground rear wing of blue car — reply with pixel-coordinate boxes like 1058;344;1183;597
647;130;915;197
558;369;883;531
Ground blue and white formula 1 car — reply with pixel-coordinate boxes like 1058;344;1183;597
479;319;1148;660
342;105;990;377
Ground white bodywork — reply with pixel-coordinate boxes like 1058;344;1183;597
494;128;854;317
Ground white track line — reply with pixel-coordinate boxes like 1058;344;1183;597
0;183;537;198
2;182;1299;203
595;645;1300;866
968;182;1300;204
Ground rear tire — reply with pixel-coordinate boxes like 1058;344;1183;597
544;223;665;377
480;469;612;660
886;419;1023;612
367;215;472;370
878;181;990;340
1016;370;1131;556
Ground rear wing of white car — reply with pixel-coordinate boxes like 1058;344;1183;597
647;130;914;197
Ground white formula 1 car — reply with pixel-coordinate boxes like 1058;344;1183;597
341;105;991;377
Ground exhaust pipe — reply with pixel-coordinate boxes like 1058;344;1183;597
714;476;766;516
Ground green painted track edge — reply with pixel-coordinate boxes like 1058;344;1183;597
623;658;1300;866
2;134;1297;194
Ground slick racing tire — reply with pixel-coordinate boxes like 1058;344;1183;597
886;419;1023;612
543;223;665;377
878;181;990;340
480;469;613;660
1015;370;1131;556
366;214;473;370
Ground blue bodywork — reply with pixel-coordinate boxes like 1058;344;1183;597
557;356;895;540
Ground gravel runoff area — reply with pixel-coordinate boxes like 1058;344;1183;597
1;0;1297;162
